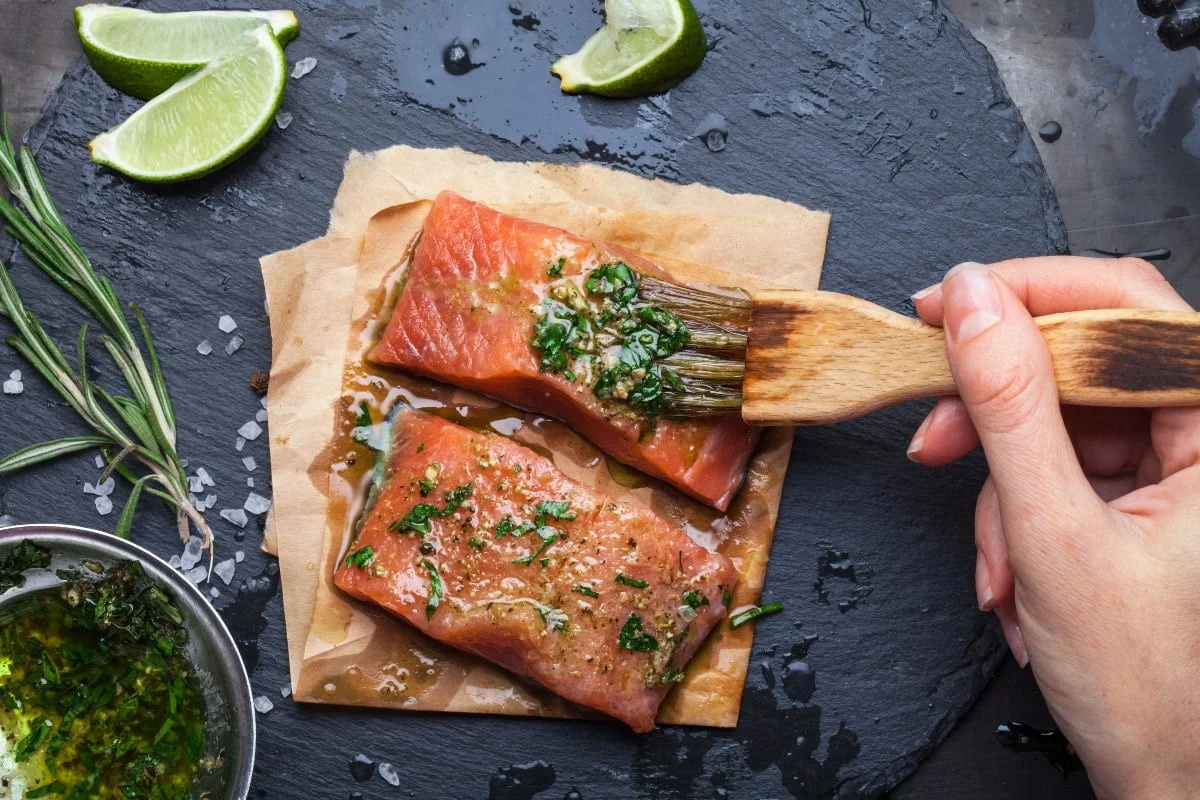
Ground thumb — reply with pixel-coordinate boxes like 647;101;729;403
941;263;1104;568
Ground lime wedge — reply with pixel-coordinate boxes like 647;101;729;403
551;0;706;97
75;4;299;99
88;25;286;183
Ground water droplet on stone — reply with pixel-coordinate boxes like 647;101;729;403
1038;121;1063;143
443;39;478;76
692;112;728;152
782;660;816;702
349;753;375;782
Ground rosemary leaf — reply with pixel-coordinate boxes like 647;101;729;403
0;436;113;475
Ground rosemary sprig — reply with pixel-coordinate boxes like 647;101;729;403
0;113;213;563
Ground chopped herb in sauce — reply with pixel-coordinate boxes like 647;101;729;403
417;479;437;497
660;666;686;685
729;602;784;629
721;586;733;607
390;481;473;535
0;558;207;798
615;573;649;590
534;603;568;631
344;546;376;570
530;262;691;417
546;257;565;279
468;536;486;551
618;613;659;652
495;517;535;539
421;560;443;621
683;590;709;610
417;443;425;452
512;527;560;566
534;500;575;525
571;584;600;599
0;540;52;593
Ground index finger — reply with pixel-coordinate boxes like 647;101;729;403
911;256;1193;325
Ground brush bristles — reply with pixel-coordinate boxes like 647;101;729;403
641;276;752;331
663;352;746;382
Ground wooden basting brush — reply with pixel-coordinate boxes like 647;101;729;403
639;277;1200;425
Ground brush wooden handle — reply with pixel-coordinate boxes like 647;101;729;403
743;290;1200;426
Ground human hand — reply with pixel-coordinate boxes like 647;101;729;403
907;257;1200;799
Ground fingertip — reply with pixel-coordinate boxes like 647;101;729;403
911;283;944;325
996;603;1029;668
907;397;979;467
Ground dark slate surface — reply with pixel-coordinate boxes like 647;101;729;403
0;0;1066;797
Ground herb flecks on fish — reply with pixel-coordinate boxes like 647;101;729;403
344;546;375;570
618;613;659;652
615;573;649;590
390;481;473;535
421;560;443;620
531;262;690;417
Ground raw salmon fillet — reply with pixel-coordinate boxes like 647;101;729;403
370;191;759;511
334;407;738;732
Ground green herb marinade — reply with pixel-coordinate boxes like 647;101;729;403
0;554;206;799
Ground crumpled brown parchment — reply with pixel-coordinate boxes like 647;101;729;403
261;146;828;728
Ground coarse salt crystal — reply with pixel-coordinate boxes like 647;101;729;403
185;565;208;584
260;397;268;409
247;478;255;488
94;495;113;516
218;315;238;334
378;762;400;787
225;334;245;356
220;508;249;529
291;57;317;79
238;421;263;441
204;494;217;511
168;555;182;569
197;467;215;487
275;111;294;130
280;685;291;698
243;456;257;472
213;558;236;586
235;437;246;452
255;408;268;423
244;492;272;515
197;340;213;356
2;379;22;395
94;455;105;469
253;695;274;714
180;536;205;570
189;476;204;494
210;587;220;599
234;550;245;563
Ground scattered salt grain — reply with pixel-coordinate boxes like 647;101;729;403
204;494;217;511
235;550;245;563
235;437;246;452
280;685;291;698
94;454;105;470
244;492;272;515
95;495;113;515
197;340;213;356
185;565;208;584
213;558;236;586
180;536;205;570
243;456;257;472
378;762;400;787
168;554;182;569
189;476;205;494
238;421;263;441
247;478;255;488
275;111;294;130
84;478;115;497
291;57;317;79
255;408;268;423
253;695;275;714
220;508;249;529
197;467;215;487
3;370;23;395
260;397;268;409
225;335;245;356
218;315;238;334
210;587;220;599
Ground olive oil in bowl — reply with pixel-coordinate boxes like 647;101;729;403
0;545;209;799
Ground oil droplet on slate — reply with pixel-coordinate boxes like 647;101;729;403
444;39;481;76
692;112;728;152
782;660;816;703
349;754;375;781
1038;121;1063;143
564;790;584;800
489;760;556;800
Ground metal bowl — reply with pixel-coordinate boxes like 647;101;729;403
0;523;255;799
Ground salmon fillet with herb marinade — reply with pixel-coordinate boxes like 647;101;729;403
334;406;738;732
370;191;759;511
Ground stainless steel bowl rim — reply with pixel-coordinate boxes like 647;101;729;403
0;523;256;799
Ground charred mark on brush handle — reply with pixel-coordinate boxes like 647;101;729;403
748;302;807;352
1074;318;1200;393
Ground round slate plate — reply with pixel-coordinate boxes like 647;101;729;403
0;0;1064;797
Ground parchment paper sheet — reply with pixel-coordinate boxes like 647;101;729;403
261;146;828;728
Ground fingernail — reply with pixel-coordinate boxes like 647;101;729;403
999;614;1030;668
911;284;938;303
976;550;994;611
943;263;1003;344
906;412;934;462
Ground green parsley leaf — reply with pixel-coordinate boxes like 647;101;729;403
618;613;659;652
421;560;443;621
391;482;473;535
547;257;565;278
683;590;709;610
571;584;599;599
535;603;568;631
513;527;560;566
343;546;376;570
15;717;52;762
616;573;649;590
729;602;785;629
495;517;536;539
660;666;686;685
534;500;575;526
0;540;51;593
721;586;733;607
